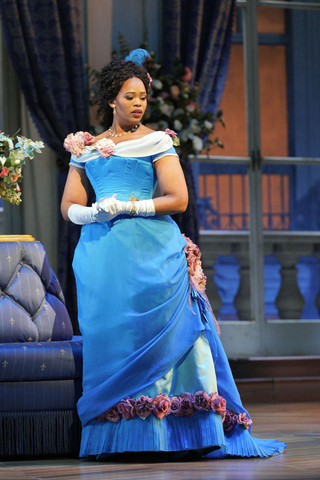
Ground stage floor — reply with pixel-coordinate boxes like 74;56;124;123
1;402;319;480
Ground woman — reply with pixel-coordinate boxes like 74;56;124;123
61;49;286;460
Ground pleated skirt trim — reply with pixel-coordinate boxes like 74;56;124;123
80;410;226;457
205;424;286;459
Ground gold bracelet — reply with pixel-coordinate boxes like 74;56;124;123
129;201;136;216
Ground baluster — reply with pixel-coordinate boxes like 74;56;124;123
232;243;251;320
273;244;305;320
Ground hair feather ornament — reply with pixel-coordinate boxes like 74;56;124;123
125;48;150;67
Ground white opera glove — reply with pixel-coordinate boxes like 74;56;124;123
98;195;155;219
68;202;112;225
131;199;155;217
97;194;131;220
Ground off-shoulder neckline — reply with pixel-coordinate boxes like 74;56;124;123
91;130;163;148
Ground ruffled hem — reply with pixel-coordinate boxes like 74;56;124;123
205;424;286;459
80;411;286;459
80;410;226;457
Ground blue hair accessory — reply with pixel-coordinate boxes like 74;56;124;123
125;49;150;67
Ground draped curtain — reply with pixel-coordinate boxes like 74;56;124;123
0;0;88;331
162;0;235;243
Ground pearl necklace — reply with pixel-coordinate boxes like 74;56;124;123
108;122;141;138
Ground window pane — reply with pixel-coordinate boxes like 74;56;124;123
210;44;247;157
259;45;288;157
257;6;285;34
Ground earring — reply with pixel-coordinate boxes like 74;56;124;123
112;104;116;115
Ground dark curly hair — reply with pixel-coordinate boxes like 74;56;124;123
97;60;150;128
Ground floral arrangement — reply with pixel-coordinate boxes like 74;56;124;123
63;131;115;158
0;131;45;205
86;40;224;159
94;390;252;432
182;234;207;292
144;55;224;158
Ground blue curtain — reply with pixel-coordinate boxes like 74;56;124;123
0;0;88;331
162;0;235;243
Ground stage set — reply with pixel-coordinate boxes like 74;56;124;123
1;1;320;480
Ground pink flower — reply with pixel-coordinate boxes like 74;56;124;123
0;166;9;178
179;392;196;418
170;396;182;417
237;412;252;430
11;174;19;181
194;391;211;411
117;397;136;420
152;393;171;420
181;66;192;82
182;234;207;292
16;185;21;192
223;410;238;432
135;395;153;419
210;395;227;417
63;131;94;156
165;128;177;138
147;73;152;86
105;406;120;423
170;85;180;99
94;138;115;158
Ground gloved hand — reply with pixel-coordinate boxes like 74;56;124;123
67;202;117;225
98;195;155;218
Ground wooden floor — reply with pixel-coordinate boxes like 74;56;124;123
1;403;319;480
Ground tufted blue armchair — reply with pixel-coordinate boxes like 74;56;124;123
0;236;83;456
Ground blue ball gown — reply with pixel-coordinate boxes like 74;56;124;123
68;131;286;459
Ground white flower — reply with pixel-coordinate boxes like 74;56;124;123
152;79;163;90
186;104;195;113
204;120;213;130
192;136;203;152
173;119;183;131
0;156;6;166
190;118;200;133
159;103;175;116
179;130;189;143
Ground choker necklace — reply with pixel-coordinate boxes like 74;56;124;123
108;122;141;138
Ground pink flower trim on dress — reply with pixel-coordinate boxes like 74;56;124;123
94;391;251;432
182;234;207;292
63;131;94;156
165;128;177;138
63;131;115;158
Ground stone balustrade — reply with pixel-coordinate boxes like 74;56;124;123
200;231;320;321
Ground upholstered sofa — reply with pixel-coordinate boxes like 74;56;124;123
0;236;83;456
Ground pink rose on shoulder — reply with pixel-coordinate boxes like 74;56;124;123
135;395;153;419
179;392;196;418
237;412;252;430
152;393;171;420
223;409;238;432
63;131;94;156
194;391;211;411
94;138;115;158
105;406;120;423
210;395;227;417
117;397;136;420
170;396;182;417
165;128;177;138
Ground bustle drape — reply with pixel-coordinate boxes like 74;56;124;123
0;0;88;331
162;0;235;243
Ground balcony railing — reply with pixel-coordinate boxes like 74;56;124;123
200;230;320;321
